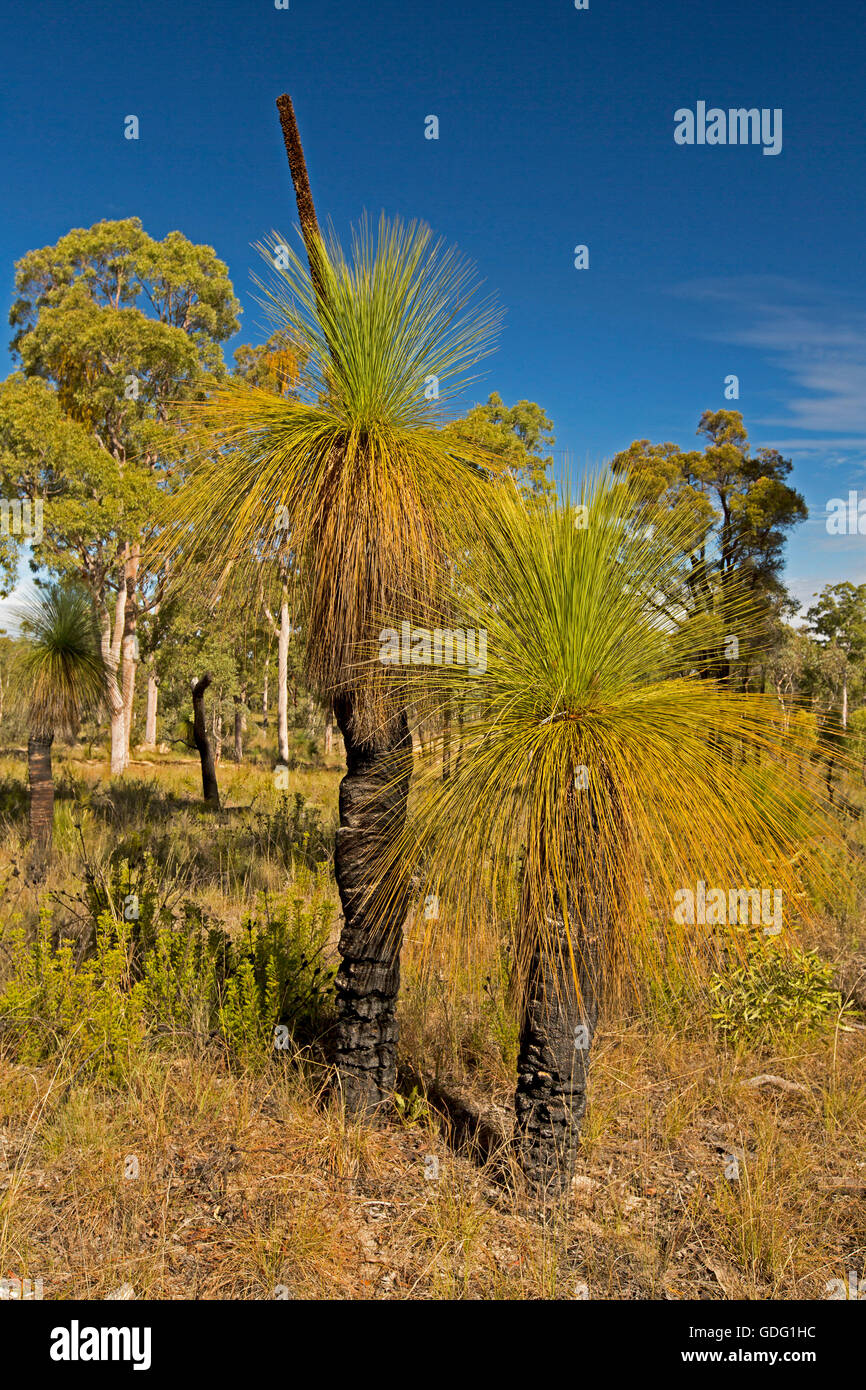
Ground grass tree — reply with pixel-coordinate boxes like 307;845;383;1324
15;587;106;861
376;476;838;1193
156;211;501;1114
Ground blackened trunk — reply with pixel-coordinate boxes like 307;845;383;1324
514;875;602;1196
192;675;221;809
28;734;54;858
213;701;222;765
332;694;412;1116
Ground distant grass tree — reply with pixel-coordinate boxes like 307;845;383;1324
155;213;501;1114
375;475;839;1193
15;587;106;860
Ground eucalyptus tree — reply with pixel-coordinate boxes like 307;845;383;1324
5;218;240;772
611;411;807;682
807;582;866;730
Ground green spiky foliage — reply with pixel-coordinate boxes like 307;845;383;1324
15;586;106;858
153;215;503;1114
361;474;841;1189
17;586;106;741
156;214;503;734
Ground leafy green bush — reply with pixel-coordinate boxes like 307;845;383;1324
0;870;337;1082
0;771;29;824
216;890;336;1065
0;908;148;1084
708;937;848;1048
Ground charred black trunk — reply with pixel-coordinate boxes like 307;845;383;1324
514;897;600;1195
331;694;412;1117
233;693;244;763
514;803;604;1196
192;674;221;809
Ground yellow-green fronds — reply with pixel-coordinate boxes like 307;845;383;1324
14;586;107;740
359;474;845;1011
153;216;504;732
255;214;502;427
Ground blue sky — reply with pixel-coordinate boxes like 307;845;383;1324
1;0;864;614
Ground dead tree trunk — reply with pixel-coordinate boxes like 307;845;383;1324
192;674;221;809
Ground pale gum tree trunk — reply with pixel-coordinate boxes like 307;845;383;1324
277;592;290;764
261;586;291;764
102;582;128;776
843;672;849;730
234;685;245;762
262;664;269;730
143;670;158;748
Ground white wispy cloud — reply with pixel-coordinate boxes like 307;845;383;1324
673;275;866;450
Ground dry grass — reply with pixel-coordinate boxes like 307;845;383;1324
0;743;864;1301
1;1022;863;1300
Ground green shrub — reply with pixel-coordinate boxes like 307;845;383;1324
708;936;849;1048
217;889;336;1066
0;908;147;1084
0;872;337;1083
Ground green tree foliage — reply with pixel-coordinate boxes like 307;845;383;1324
444;391;555;503
1;218;241;772
806;582;866;729
611;411;807;676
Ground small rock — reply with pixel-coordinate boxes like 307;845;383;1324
741;1074;808;1095
571;1175;600;1206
